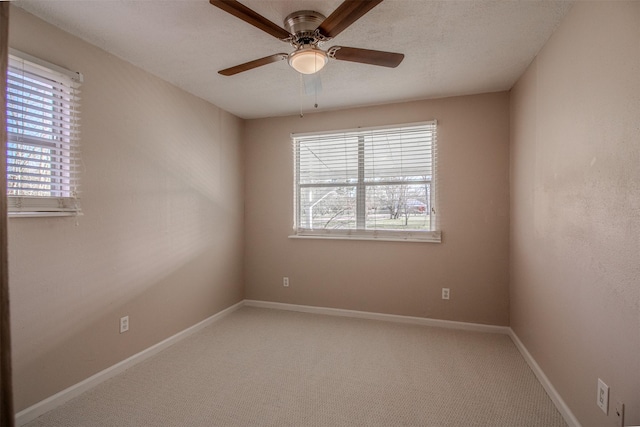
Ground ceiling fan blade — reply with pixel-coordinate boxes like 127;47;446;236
219;53;288;76
317;0;383;38
330;46;404;68
209;0;291;40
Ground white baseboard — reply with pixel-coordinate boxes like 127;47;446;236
15;300;244;426
244;299;511;334
508;329;582;427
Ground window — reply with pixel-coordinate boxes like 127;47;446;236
292;121;441;242
6;50;82;216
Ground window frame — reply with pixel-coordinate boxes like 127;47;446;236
6;49;83;217
291;121;441;243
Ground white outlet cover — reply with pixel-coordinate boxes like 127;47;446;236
120;316;129;334
597;378;609;414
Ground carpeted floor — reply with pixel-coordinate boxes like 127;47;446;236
24;307;567;426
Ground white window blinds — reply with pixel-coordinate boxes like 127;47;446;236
6;50;82;215
293;121;441;242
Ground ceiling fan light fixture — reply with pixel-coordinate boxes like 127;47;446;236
288;46;328;74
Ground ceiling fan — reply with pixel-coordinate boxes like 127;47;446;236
210;0;405;76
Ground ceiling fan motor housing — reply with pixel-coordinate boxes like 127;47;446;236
284;10;327;46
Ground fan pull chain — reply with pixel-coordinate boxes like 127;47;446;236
299;73;304;118
314;58;319;109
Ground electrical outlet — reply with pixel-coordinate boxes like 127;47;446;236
615;401;624;427
597;378;609;414
120;316;129;334
283;277;289;287
442;288;450;300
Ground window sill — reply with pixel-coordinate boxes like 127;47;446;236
289;231;441;243
8;211;82;218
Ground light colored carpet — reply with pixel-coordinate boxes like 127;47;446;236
25;307;566;426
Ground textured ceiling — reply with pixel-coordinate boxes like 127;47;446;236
14;0;573;119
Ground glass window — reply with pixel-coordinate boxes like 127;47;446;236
293;121;440;242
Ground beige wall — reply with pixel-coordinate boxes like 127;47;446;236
244;93;510;325
510;2;640;426
8;7;244;411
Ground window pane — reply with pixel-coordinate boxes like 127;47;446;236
297;135;359;184
365;183;431;230
364;127;433;181
298;186;357;230
7;142;54;197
